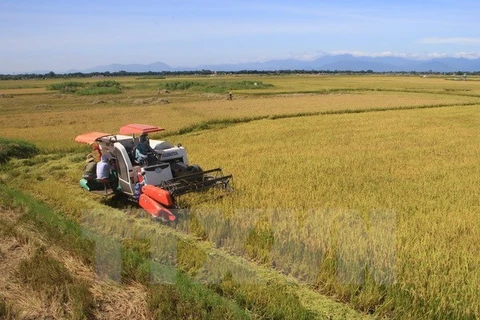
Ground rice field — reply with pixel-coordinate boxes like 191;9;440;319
174;105;480;318
1;75;479;152
2;74;480;318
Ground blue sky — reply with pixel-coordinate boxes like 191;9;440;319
1;0;480;73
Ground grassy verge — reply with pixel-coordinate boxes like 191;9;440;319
0;137;38;164
0;184;251;319
0;182;336;319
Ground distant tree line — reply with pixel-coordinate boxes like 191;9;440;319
1;69;479;80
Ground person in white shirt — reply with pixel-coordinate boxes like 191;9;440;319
96;154;111;180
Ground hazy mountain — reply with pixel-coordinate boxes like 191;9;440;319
320;60;402;72
82;61;172;73
71;55;480;73
189;54;480;72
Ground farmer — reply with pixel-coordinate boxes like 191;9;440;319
82;154;97;180
92;142;102;161
96;154;111;180
80;154;98;190
135;133;157;165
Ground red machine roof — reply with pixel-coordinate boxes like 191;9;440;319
119;124;165;135
74;132;112;145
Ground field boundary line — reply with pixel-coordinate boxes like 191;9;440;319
247;88;480;98
164;102;479;137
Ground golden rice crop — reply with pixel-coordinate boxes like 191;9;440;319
2;74;480;318
171;105;480;318
1;75;479;152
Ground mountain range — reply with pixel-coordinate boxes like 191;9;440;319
72;54;480;73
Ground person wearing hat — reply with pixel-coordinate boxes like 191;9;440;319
135;133;156;165
82;154;97;180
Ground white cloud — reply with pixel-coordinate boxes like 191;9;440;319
314;51;480;60
418;37;480;45
329;51;424;59
452;52;480;59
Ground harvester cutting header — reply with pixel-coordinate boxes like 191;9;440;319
75;124;232;221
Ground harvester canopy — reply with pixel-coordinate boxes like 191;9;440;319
119;124;164;135
74;132;112;145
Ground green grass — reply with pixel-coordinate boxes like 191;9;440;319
0;137;38;164
148;278;250;320
0;300;16;320
212;271;315;320
46;81;86;92
46;80;122;95
162;80;273;93
76;86;122;95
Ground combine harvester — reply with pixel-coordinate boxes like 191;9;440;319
75;124;232;221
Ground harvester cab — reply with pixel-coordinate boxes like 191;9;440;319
75;124;232;222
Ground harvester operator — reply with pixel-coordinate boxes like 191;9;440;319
135;133;157;166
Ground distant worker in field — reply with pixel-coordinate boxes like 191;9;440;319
228;92;233;100
135;133;157;165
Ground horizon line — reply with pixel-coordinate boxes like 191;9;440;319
3;51;480;75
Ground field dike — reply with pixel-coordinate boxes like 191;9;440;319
162;101;479;137
1;155;369;319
